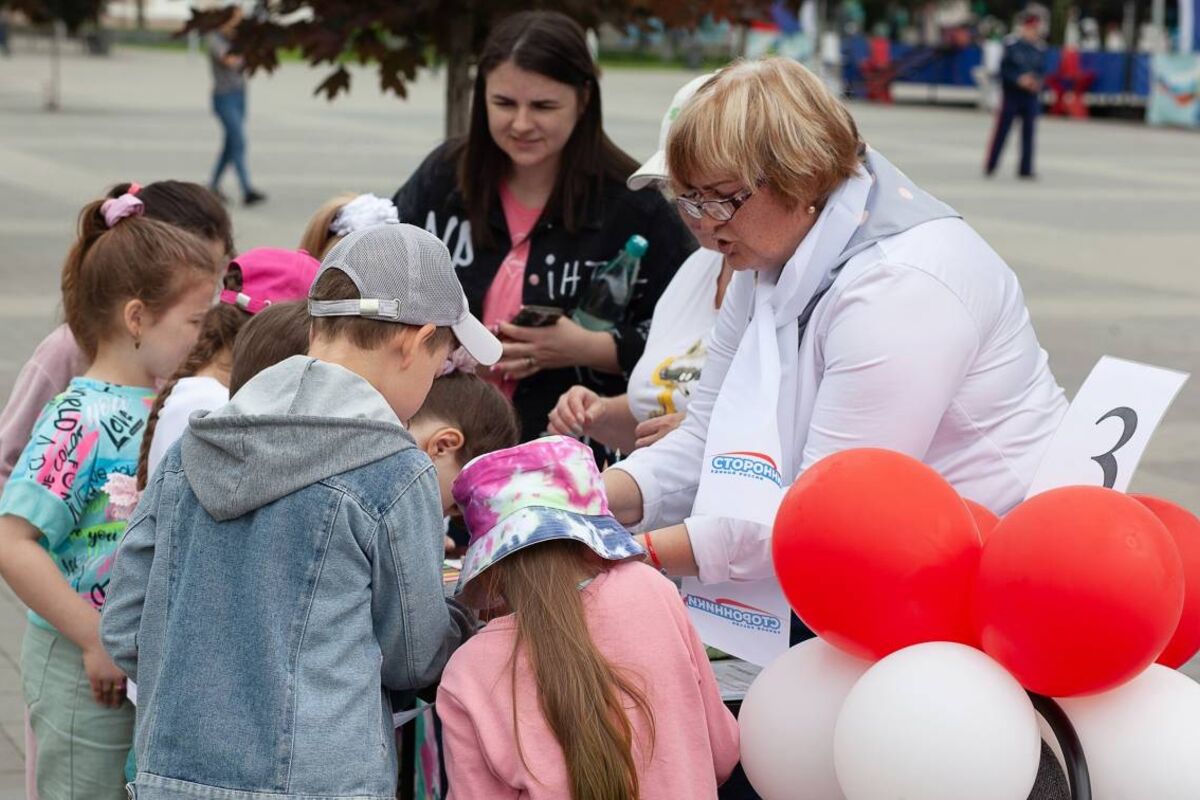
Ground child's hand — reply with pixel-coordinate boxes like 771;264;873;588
82;645;126;708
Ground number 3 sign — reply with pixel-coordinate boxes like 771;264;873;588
1026;356;1189;498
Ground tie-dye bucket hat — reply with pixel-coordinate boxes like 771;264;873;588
451;436;645;599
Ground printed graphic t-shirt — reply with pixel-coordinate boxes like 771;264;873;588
0;377;155;632
627;248;724;422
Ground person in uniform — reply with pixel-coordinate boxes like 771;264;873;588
984;10;1047;179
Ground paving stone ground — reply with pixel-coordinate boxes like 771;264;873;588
1;42;1198;794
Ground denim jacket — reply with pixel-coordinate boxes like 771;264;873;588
101;357;470;800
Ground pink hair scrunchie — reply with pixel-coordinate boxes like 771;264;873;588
438;347;479;378
101;182;144;228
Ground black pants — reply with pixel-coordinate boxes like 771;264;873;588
986;88;1040;177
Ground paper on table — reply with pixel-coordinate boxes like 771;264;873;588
711;658;763;702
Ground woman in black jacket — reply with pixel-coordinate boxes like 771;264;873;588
393;10;695;450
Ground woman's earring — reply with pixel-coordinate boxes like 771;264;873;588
134;335;141;351
807;205;817;215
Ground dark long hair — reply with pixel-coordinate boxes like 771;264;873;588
458;11;639;248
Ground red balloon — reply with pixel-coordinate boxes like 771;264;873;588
965;499;1000;540
772;448;981;661
1133;495;1200;669
976;487;1184;697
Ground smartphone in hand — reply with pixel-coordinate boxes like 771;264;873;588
511;305;564;328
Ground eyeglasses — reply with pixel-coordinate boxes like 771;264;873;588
674;186;756;223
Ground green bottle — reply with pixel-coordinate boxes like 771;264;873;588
572;235;649;332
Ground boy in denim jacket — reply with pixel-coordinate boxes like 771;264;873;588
101;224;502;800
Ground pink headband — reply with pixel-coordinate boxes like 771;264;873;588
101;183;144;228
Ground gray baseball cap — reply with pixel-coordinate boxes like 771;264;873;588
308;222;502;366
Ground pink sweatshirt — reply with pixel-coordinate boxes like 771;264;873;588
437;560;740;800
0;324;89;490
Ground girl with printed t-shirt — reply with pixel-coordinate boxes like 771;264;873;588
392;11;695;452
0;180;231;494
0;190;219;800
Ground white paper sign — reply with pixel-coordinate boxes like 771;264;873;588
680;576;791;667
1026;356;1189;498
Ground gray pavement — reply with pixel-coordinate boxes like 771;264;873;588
0;45;1198;794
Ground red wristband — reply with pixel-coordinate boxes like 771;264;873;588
643;531;665;572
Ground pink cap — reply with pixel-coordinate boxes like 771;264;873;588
221;248;321;314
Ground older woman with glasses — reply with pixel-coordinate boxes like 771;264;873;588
602;57;1067;592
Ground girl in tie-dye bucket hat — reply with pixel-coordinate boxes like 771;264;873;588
438;435;739;800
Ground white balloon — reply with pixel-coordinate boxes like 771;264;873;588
834;642;1040;800
739;638;873;800
1058;665;1200;800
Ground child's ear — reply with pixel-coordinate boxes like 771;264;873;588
430;427;465;459
390;323;438;368
122;298;147;341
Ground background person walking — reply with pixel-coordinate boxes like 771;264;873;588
984;10;1047;180
208;7;266;206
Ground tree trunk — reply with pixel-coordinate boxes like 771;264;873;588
444;13;473;140
46;19;63;111
136;0;146;30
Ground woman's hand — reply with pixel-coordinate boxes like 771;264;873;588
493;316;619;380
83;645;127;709
633;412;684;450
548;386;605;437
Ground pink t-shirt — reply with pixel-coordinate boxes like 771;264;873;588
437;560;740;800
0;324;90;491
482;184;543;400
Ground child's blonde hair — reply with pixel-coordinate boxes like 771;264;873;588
298;192;357;259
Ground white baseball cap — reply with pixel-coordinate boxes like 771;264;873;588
627;72;717;192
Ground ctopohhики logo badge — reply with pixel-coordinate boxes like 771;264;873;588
685;595;783;633
709;451;783;488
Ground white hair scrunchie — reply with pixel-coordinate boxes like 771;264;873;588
329;193;399;237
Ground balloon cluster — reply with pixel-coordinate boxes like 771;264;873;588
739;448;1200;800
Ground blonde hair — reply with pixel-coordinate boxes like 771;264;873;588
666;58;862;209
298;192;357;259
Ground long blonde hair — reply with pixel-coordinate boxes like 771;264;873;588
486;541;655;800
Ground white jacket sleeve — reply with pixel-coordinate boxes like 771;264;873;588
686;264;981;585
799;263;980;469
610;271;754;530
